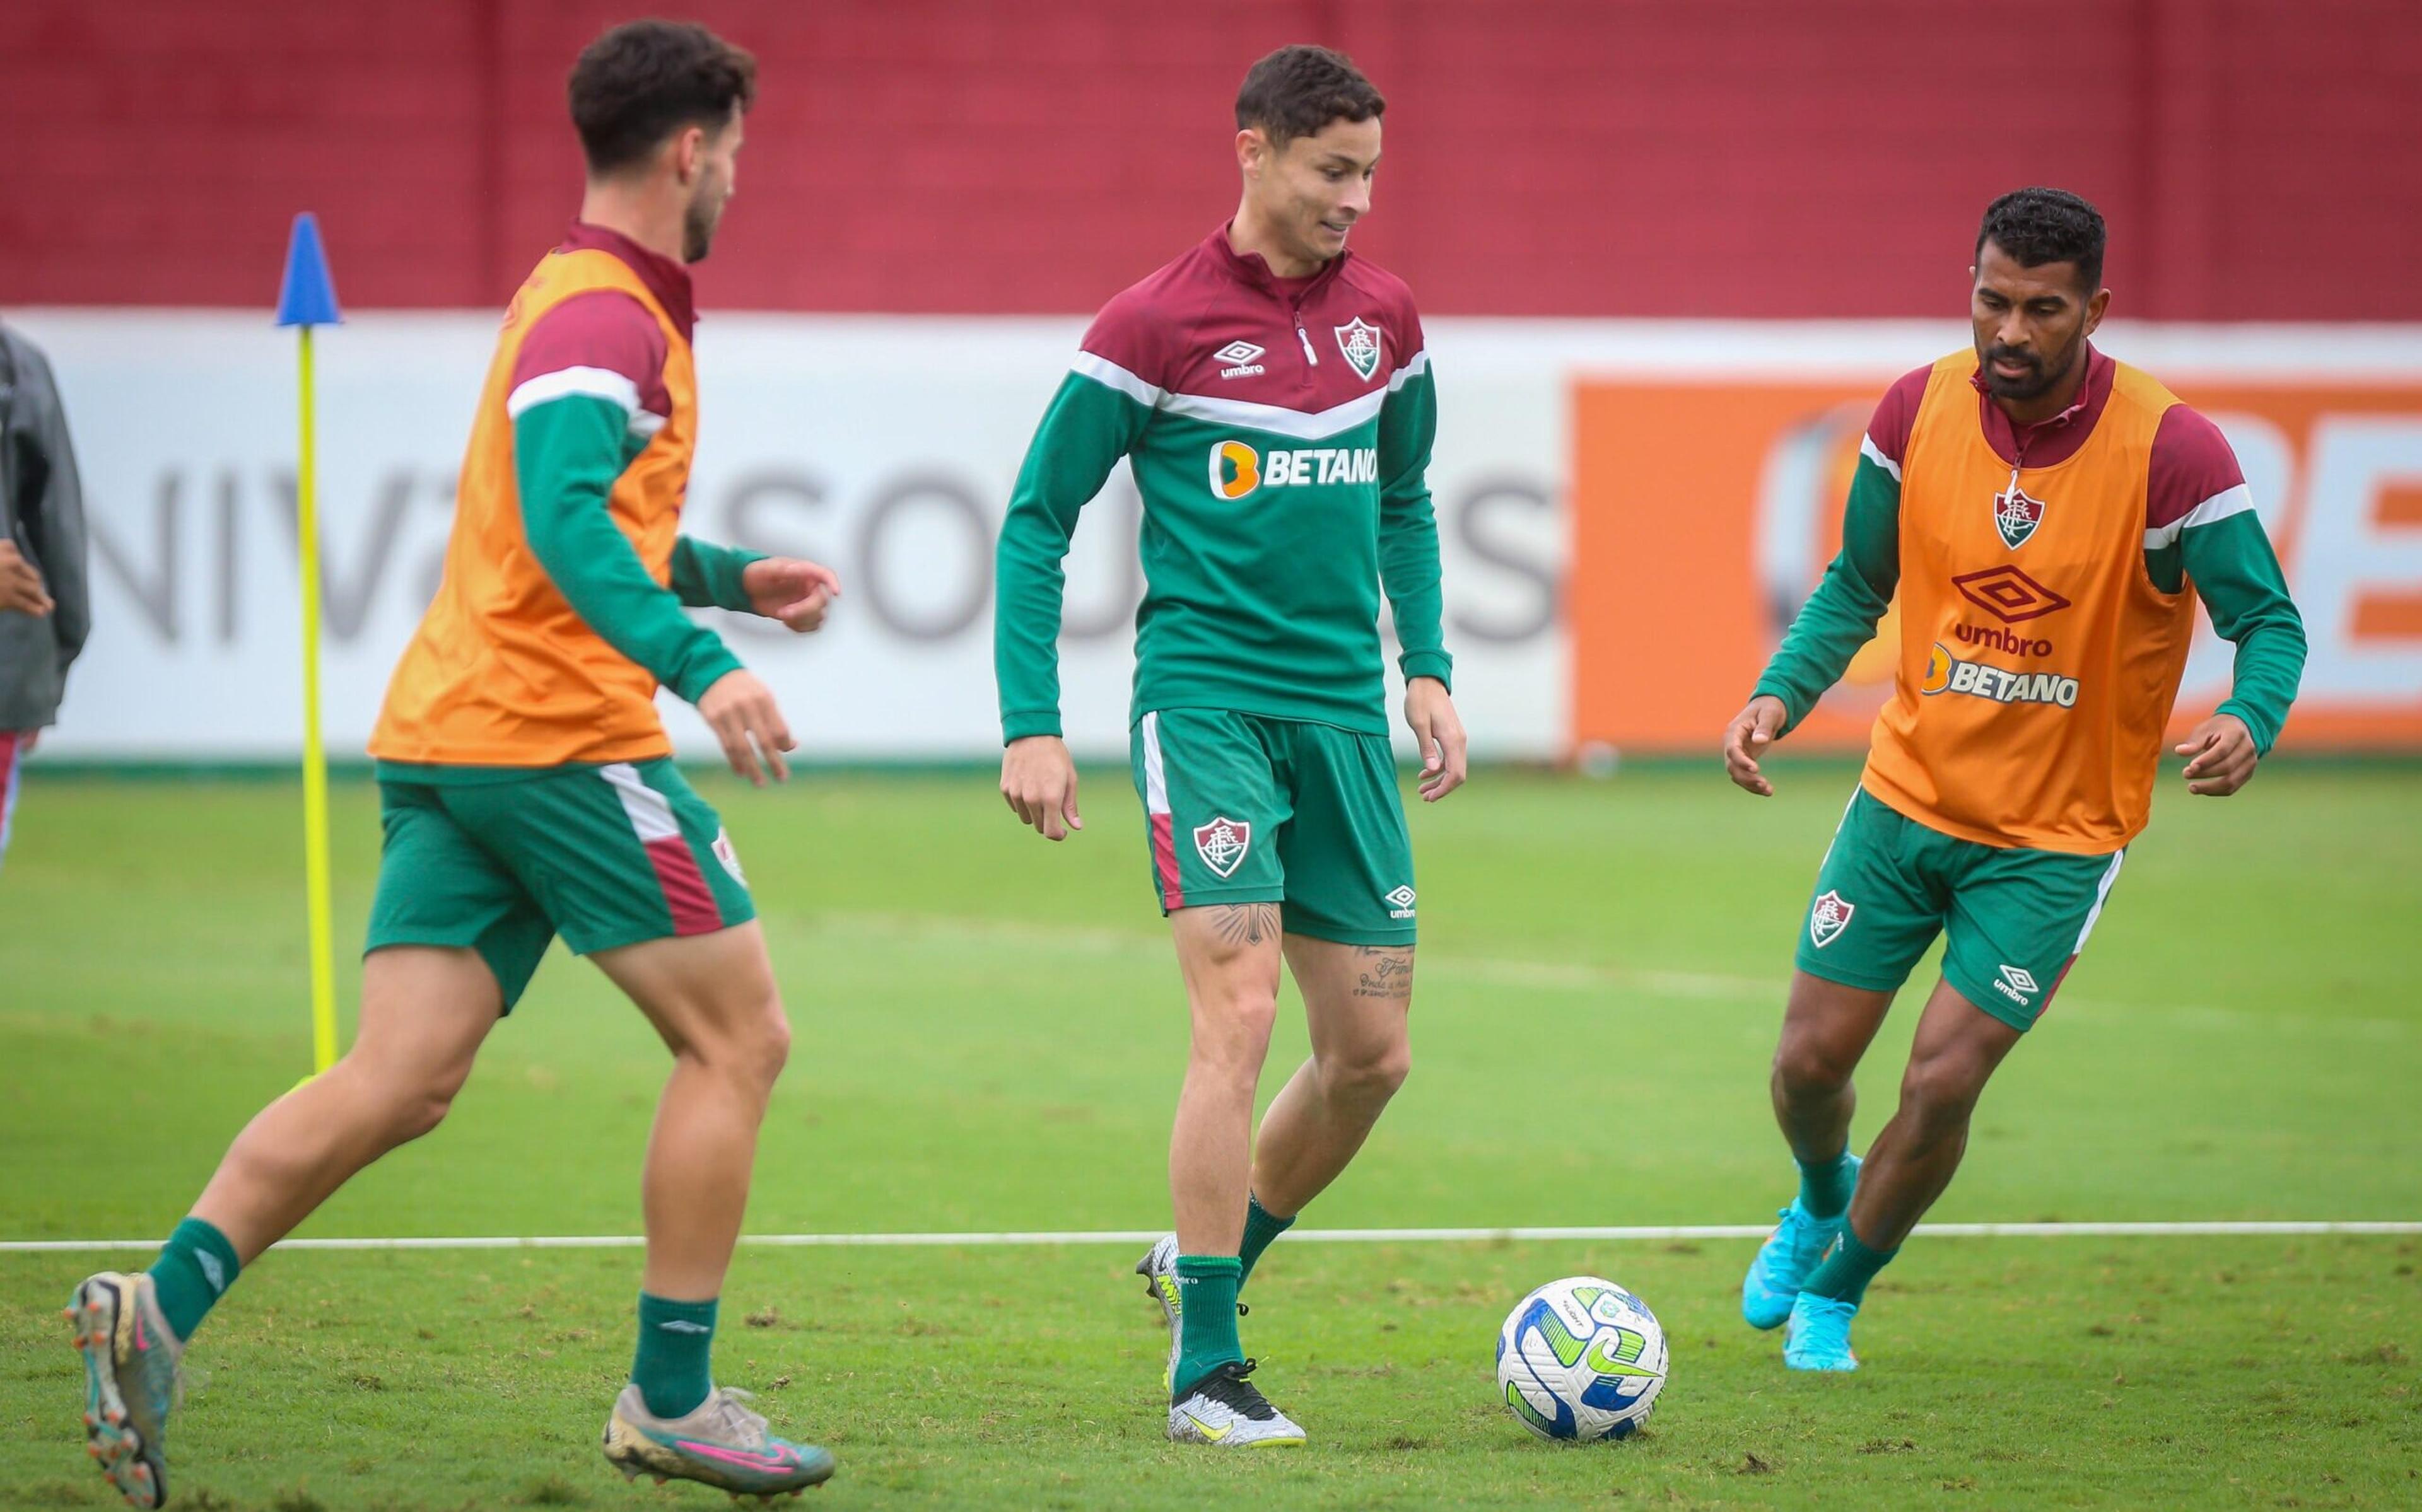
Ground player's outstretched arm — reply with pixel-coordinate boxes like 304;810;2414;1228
1721;694;1789;797
514;397;796;786
1001;734;1082;840
668;537;842;634
739;555;841;632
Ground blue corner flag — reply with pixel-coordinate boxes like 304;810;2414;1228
274;212;344;328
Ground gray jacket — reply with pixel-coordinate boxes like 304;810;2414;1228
0;322;89;730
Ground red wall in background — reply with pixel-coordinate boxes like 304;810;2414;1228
6;0;2419;318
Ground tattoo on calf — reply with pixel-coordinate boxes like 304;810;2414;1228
1210;903;1281;947
1353;948;1414;1002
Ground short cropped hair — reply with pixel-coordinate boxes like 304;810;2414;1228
569;20;757;176
1236;45;1384;147
1976;187;2107;293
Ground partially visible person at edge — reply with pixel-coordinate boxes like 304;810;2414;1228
0;319;91;875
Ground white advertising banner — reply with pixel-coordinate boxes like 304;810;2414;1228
9;312;2418;759
11;311;1562;760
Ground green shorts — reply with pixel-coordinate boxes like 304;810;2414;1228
1130;709;1417;946
1794;786;2126;1032
366;759;754;1011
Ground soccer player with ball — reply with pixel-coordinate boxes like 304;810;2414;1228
994;45;1465;1446
1721;189;2307;1371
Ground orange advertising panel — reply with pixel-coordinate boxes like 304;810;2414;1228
1571;378;2422;753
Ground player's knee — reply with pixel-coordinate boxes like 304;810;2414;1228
390;1085;457;1144
700;992;790;1095
1321;1035;1411;1106
366;1066;463;1146
336;1047;467;1147
1191;987;1280;1067
749;1003;793;1087
1772;1033;1855;1102
1897;1052;1986;1134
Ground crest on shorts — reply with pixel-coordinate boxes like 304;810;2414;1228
1809;890;1855;948
1333;317;1384;381
1193;816;1252;878
1993;477;2047;550
711;828;746;885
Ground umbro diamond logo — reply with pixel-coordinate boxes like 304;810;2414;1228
1994;963;2040;1004
1214;340;1266;379
1384;885;1416;919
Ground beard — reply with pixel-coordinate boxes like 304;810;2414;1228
1979;336;2076;401
682;194;722;264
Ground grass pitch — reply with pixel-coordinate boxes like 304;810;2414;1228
2;760;2417;1508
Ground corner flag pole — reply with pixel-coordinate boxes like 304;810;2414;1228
276;214;344;1076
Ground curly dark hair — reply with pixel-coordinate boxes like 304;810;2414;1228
1235;45;1384;146
1976;187;2106;292
568;20;757;176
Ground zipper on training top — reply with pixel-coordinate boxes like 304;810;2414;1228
1294;311;1318;366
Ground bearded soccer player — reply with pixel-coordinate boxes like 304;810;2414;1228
1721;188;2306;1373
68;22;841;1504
994;45;1465;1446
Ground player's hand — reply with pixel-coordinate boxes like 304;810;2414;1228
1404;677;1468;802
1722;695;1789;796
696;669;794;786
1001;735;1082;840
742;556;841;633
0;540;52;617
2176;713;2259;796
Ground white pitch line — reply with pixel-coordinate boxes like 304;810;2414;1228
3;1220;2416;1255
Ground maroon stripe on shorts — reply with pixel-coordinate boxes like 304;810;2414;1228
644;836;723;935
1150;811;1185;909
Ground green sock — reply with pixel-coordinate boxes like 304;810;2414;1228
1236;1194;1295;1288
1795;1151;1858;1219
147;1216;240;1342
1171;1255;1243;1400
632;1294;718;1419
1801;1225;1897;1306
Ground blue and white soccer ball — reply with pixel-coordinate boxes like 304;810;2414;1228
1495;1276;1668;1441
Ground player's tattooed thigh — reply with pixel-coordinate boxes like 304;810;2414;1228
1209;903;1281;947
1353;946;1414;1003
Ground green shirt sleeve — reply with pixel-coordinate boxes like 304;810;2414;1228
1378;362;1451;691
670;535;766;612
512;393;742;706
2180;509;2305;755
992;369;1153;743
1752;453;1902;733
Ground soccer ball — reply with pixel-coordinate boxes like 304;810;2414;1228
1495;1276;1668;1441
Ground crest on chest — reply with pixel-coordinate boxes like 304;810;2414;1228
1992;474;2047;550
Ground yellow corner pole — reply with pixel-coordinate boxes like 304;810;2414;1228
296;325;338;1075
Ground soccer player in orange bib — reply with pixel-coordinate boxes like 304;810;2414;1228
1719;189;2307;1372
67;22;841;1503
